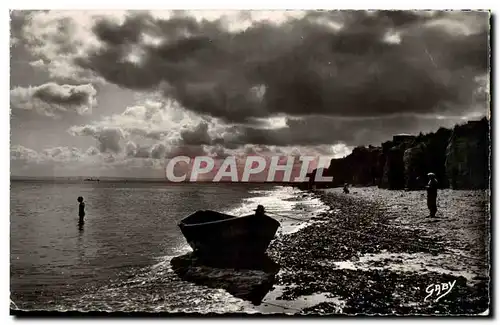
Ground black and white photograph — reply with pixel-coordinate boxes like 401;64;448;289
9;8;491;316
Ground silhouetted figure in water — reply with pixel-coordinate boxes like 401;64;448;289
343;183;350;194
77;196;85;224
426;173;438;218
254;205;265;217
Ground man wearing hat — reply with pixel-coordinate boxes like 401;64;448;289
255;205;266;217
426;173;438;218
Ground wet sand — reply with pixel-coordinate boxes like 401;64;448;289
265;187;490;315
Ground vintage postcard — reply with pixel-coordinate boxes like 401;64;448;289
10;9;491;316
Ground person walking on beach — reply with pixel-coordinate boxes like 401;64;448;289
77;196;86;224
343;183;350;194
426;173;438;218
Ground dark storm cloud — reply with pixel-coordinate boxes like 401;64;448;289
72;10;489;124
92;14;148;46
14;10;490;157
227;115;469;147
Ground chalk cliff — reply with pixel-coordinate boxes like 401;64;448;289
304;118;489;190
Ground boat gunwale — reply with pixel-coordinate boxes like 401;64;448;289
179;212;277;228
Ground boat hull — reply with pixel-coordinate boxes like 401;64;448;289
179;211;280;265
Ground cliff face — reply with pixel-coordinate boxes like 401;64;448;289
403;143;428;190
306;118;489;190
445;119;490;189
326;146;382;187
399;127;452;190
379;136;416;189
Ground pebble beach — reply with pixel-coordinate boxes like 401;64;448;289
265;187;490;315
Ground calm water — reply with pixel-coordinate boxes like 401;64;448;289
10;181;327;312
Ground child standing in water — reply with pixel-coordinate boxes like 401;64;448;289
77;196;85;223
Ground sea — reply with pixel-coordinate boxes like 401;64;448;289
10;181;328;313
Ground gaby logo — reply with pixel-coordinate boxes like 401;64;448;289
164;155;333;182
424;280;457;302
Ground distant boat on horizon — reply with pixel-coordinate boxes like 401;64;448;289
84;178;100;182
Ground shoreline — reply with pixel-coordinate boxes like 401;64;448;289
264;186;489;315
9;184;489;314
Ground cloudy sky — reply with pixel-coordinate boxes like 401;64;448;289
10;10;489;178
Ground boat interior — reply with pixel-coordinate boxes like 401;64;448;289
181;210;237;225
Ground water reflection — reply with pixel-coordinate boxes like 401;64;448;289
77;221;85;264
10;181;274;309
78;220;85;232
171;253;280;305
